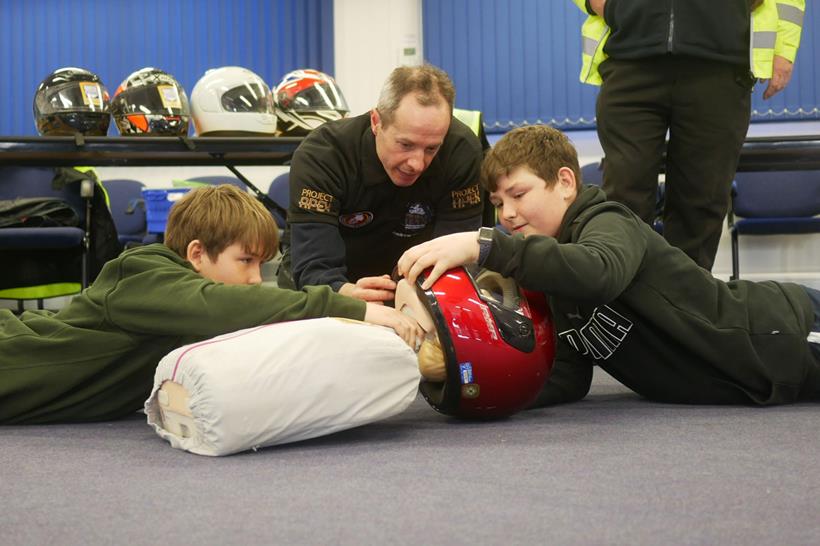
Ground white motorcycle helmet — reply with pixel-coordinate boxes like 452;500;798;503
190;66;277;136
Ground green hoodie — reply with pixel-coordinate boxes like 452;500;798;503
0;244;365;424
484;186;817;406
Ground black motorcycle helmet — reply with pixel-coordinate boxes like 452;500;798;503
33;67;111;136
110;67;190;136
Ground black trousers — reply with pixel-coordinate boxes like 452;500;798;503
805;286;820;387
596;56;755;270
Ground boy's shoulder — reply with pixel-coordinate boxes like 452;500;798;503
102;243;191;277
118;243;185;262
562;186;643;240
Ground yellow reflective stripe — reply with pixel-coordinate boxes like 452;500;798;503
776;3;804;27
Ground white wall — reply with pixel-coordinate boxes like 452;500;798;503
333;0;423;116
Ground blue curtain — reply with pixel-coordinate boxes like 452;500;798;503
0;0;334;136
423;0;820;132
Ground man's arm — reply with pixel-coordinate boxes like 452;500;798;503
290;222;350;291
762;0;804;100
286;123;353;291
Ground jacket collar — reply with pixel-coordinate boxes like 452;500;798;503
557;184;608;243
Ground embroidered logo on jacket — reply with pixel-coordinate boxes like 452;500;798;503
451;185;481;209
392;202;432;237
339;211;374;228
558;305;633;361
298;189;334;213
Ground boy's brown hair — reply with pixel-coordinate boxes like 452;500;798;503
481;125;582;192
164;185;279;262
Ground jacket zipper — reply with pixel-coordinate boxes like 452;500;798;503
667;1;675;52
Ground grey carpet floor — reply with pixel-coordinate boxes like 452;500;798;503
2;368;818;546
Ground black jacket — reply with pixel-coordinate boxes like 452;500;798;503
284;113;483;289
600;0;752;66
484;186;816;406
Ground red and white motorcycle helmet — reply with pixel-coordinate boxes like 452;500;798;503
395;265;556;419
273;69;349;136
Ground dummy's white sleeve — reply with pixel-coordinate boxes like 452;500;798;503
145;317;421;456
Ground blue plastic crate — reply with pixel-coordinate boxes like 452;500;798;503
142;188;191;233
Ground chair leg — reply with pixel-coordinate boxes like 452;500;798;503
17;300;24;314
730;229;739;281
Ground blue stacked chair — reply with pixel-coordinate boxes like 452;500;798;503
729;170;820;280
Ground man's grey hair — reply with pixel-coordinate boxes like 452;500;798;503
375;64;455;127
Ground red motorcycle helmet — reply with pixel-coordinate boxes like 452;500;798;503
395;265;556;419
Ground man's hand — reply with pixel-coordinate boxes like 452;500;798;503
589;0;605;16
762;55;794;100
363;303;425;350
338;275;396;303
396;231;480;290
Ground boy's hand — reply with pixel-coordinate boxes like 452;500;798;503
397;231;480;290
364;303;425;350
339;275;396;303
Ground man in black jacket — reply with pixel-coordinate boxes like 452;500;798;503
277;65;483;303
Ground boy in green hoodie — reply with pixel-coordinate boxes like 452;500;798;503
1;185;423;424
397;125;820;406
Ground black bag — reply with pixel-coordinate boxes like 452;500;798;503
51;167;123;279
0;197;80;228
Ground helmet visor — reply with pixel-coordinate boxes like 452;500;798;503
116;84;188;116
220;82;273;113
36;81;108;114
282;81;349;113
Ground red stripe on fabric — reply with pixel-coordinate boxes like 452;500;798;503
170;324;275;381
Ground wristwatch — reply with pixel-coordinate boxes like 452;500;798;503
477;226;494;266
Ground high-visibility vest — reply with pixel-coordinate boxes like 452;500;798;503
572;0;804;85
453;107;491;152
453;108;483;137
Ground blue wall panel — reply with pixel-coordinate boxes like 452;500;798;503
0;0;333;136
423;0;820;132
